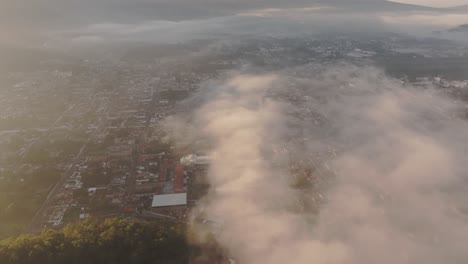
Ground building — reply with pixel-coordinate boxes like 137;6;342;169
151;193;187;208
173;165;185;193
159;159;169;182
134;172;160;193
180;154;213;166
134;182;160;193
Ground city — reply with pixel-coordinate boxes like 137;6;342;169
2;0;468;263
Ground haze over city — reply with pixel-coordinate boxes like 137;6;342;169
1;0;468;263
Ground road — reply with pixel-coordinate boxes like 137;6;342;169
19;104;77;159
27;113;108;232
19;86;99;159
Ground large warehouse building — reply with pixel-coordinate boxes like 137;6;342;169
151;193;187;208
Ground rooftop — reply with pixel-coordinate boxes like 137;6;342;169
151;193;187;208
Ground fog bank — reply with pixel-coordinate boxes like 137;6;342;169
169;65;468;263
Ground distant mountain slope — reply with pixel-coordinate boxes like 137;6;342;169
320;0;438;11
449;24;468;33
1;0;440;30
382;1;438;10
446;5;468;11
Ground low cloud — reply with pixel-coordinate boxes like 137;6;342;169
169;65;468;263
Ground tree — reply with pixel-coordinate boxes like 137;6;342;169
0;218;189;264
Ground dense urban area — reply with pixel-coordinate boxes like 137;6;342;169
2;30;468;262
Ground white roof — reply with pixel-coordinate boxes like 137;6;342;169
152;193;187;207
195;156;212;165
180;154;213;166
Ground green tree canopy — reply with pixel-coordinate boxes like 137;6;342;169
0;218;189;264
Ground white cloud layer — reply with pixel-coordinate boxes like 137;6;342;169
170;65;468;263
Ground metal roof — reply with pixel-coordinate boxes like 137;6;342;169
151;193;187;207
